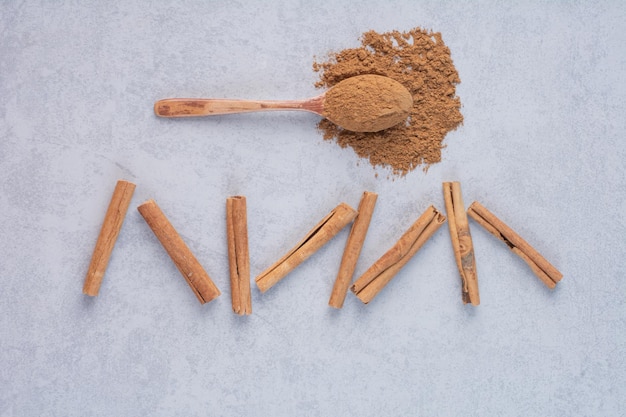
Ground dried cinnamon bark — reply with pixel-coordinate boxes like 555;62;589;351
255;202;357;293
467;201;563;288
83;180;136;296
443;182;479;305
226;196;252;315
351;206;446;304
138;199;220;304
329;191;378;308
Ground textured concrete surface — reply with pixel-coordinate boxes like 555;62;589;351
1;1;625;416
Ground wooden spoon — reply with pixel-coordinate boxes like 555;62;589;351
154;75;413;133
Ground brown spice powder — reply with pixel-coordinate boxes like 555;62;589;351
323;74;413;133
313;27;463;175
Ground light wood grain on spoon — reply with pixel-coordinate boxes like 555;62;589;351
154;96;324;118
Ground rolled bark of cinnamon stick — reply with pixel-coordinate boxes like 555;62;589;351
138;199;221;304
351;205;446;304
467;201;563;288
329;191;378;309
83;179;136;296
443;182;479;305
226;196;252;315
255;202;357;293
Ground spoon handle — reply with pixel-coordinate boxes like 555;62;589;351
154;97;324;118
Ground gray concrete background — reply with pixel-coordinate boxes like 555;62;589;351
1;1;624;416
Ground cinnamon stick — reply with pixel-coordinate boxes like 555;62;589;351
329;191;378;309
83;179;136;296
226;196;251;315
467;201;563;288
138;199;220;304
443;182;479;305
255;202;357;293
351;205;446;304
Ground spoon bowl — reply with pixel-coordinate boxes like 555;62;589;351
154;75;413;133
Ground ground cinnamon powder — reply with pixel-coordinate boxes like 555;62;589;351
313;27;463;175
323;74;413;133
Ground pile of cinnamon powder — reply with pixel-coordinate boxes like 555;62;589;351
314;27;463;175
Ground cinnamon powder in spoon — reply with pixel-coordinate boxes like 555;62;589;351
313;27;463;175
323;74;413;133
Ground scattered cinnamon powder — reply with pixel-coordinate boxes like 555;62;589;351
313;27;463;175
